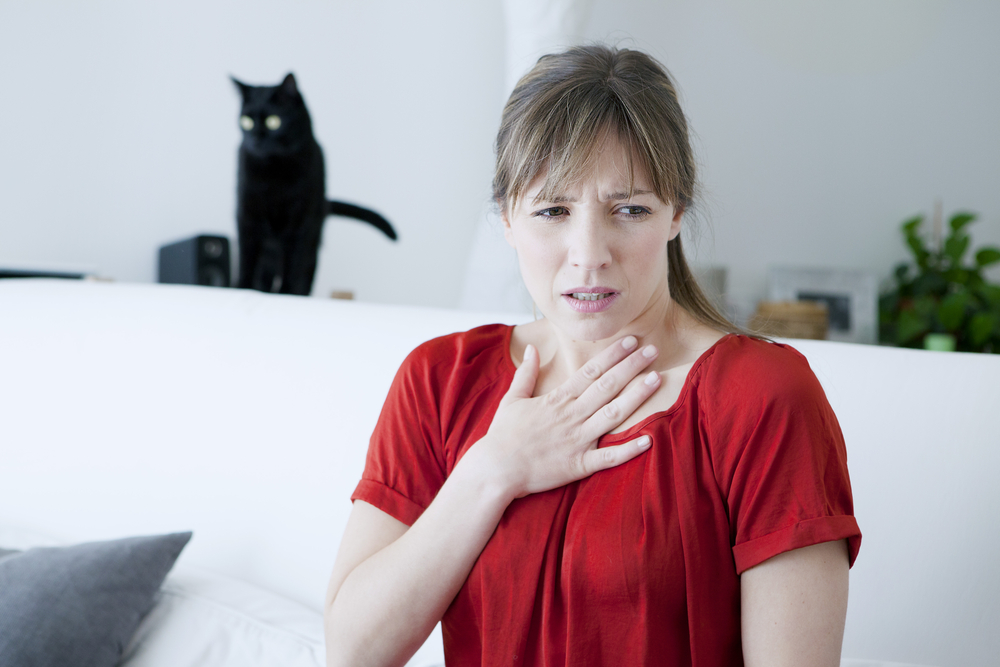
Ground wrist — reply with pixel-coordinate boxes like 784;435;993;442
454;435;521;507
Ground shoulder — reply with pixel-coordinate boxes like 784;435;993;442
404;323;512;373
395;324;514;402
694;335;829;415
693;337;850;500
699;335;817;391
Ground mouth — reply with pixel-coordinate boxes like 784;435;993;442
562;287;620;313
567;291;616;301
564;286;618;299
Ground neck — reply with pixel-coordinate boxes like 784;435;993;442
538;287;699;380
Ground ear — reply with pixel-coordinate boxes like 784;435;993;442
500;203;516;249
230;76;252;98
668;205;684;241
280;73;299;97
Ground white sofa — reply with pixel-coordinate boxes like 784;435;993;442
0;279;997;667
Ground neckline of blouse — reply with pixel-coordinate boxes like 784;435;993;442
499;325;737;443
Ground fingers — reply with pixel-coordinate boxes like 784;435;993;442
504;343;540;402
561;336;641;399
574;343;659;416
582;369;661;438
580;434;652;476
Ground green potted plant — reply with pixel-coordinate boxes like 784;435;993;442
879;210;1000;353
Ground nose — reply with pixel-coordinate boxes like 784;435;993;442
567;214;612;271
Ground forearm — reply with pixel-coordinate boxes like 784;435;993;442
325;445;513;667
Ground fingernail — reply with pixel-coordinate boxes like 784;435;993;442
644;370;660;385
637;435;651;449
621;336;637;350
642;345;657;358
525;344;535;359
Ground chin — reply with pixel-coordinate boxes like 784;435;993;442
548;312;629;344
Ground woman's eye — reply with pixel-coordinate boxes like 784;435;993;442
618;205;650;219
534;206;568;218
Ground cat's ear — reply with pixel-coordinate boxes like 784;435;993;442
280;73;299;97
231;76;251;98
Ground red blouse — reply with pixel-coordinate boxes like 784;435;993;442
352;325;861;667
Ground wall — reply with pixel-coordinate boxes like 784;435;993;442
0;0;997;313
581;0;1000;318
0;0;504;306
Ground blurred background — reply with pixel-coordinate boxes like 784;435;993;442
1;0;997;321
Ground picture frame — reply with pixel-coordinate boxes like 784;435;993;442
767;267;879;344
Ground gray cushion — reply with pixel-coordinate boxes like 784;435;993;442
0;532;191;667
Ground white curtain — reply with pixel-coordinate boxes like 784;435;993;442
458;0;594;312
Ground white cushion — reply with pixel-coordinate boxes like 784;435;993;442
0;523;64;550
122;565;324;667
122;565;445;667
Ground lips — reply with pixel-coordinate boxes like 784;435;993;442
562;287;619;313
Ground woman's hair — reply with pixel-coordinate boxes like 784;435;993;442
493;44;743;335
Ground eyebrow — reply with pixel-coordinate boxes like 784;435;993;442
533;189;655;204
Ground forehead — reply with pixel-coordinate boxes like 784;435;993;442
524;137;655;202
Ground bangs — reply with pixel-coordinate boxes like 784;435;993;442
502;97;671;212
534;121;644;205
493;45;695;216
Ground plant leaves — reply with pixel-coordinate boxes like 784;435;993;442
913;296;939;319
885;210;1000;352
901;215;923;234
901;216;929;267
978;284;1000;307
912;271;947;298
879;292;899;318
944;234;970;265
948;212;976;233
938;291;969;330
906;236;930;269
976;247;1000;268
969;312;998;347
896;308;929;345
944;266;971;286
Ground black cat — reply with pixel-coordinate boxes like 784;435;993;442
232;73;396;295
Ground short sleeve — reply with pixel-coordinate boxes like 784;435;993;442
351;343;448;526
705;340;862;574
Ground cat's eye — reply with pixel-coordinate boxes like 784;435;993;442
265;115;282;130
239;115;254;131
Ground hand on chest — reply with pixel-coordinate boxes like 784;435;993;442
529;358;695;435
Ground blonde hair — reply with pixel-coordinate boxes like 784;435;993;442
493;44;744;336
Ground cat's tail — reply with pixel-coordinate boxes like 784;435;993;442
327;201;398;240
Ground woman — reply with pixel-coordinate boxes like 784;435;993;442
325;45;861;667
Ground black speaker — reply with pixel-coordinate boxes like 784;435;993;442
158;235;231;287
